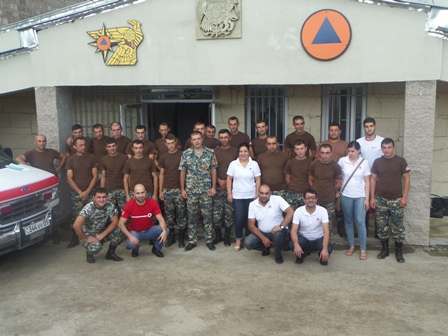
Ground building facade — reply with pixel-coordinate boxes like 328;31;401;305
0;0;447;245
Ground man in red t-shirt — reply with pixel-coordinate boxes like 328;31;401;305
118;184;169;257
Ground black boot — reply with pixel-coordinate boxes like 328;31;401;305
86;252;95;264
184;243;197;251
214;227;222;244
67;230;79;248
166;229;176;247
377;239;389;259
105;244;123;262
223;228;232;246
395;241;405;263
177;229;185;248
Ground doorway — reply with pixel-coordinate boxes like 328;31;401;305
146;103;211;145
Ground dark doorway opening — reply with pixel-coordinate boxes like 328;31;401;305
146;103;210;145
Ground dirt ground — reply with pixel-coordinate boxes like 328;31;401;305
1;241;447;336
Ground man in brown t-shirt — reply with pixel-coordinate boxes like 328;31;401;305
159;134;186;247
284;115;317;158
155;122;171;156
110;121;131;154
66;136;98;248
319;122;348;162
228;116;250;148
90;123;111;162
371;138;410;263
309;143;342;233
284;140;312;209
213;129;238;245
184;121;206;149
124;140;158;201
257;136;289;199
100;138;128;210
250;120;268;159
65;124;88;156
17;134;64;175
126;125;157;160
204;125;220;150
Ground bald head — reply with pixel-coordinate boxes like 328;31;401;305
133;184;147;204
258;184;272;204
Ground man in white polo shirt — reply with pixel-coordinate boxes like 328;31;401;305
291;189;332;266
245;184;294;264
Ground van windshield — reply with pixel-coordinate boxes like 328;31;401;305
0;149;13;168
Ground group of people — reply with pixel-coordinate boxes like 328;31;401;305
16;115;410;265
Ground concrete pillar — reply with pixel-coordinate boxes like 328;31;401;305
34;87;73;151
403;81;437;246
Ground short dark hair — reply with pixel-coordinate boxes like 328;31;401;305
292;115;305;123
132;139;144;146
165;134;177;142
329;122;341;129
93;187;108;196
319;143;333;151
92;123;104;131
266;135;278;142
193;121;206;128
190;130;203;138
381;138;395;147
363;117;376;126
228;116;239;124
294;140;307;147
218;129;231;136
347;141;361;151
207;125;216;130
72;124;83;131
105;138;117;145
237;142;250;153
159;122;169;128
135;124;146;131
110;121;122;129
255;120;267;126
304;188;318;198
73;136;86;146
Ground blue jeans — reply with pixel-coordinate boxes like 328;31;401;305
245;229;289;258
232;198;253;239
341;196;367;251
126;226;163;252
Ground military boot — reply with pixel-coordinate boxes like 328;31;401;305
377;239;389;259
214;227;222;244
223;228;232;246
166;229;176;247
86;252;95;264
395;241;405;263
177;229;185;248
67;229;79;248
105;244;123;262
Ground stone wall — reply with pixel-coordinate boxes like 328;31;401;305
433;82;448;196
214;86;245;132
0;90;37;157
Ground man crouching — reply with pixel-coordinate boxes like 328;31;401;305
73;188;124;263
118;184;169;257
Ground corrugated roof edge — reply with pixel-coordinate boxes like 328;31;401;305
0;0;146;32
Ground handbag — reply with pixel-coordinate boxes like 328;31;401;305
335;158;365;212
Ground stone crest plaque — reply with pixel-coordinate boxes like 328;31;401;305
196;0;242;39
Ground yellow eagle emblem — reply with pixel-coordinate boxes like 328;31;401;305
87;19;143;66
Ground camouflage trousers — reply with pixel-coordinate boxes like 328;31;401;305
213;189;234;229
319;200;336;235
186;192;213;244
108;189;126;211
376;196;405;242
272;190;289;200
70;192;90;220
164;188;187;231
82;227;124;255
282;191;305;210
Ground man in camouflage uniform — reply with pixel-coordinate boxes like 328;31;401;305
179;131;217;251
73;188;124;263
213;129;237;245
159;134;186;247
371;138;411;263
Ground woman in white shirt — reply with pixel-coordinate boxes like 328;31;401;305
227;143;261;250
338;141;371;260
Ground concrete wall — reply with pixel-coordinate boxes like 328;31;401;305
214;86;246;133
0;0;445;94
0;90;37;157
433;82;448;196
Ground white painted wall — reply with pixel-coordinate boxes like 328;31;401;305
0;0;445;94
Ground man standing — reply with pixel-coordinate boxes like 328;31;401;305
371;138;410;263
123;140;158;201
66;136;98;248
204;124;220;150
245;185;294;264
179;131;217;251
291;189;332;266
127;125;157;160
159;134;186;247
284;115;317;158
118;184;169;258
155;122;171;156
17;134;65;175
250;120;268;158
90;123;110;161
213;129;238;245
110;121;131;154
100;138;128;210
257;136;289;199
73;188;124;263
284;140;312;210
309;144;342;234
357;117;384;169
320;123;348;161
228;116;250;148
65;124;86;156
